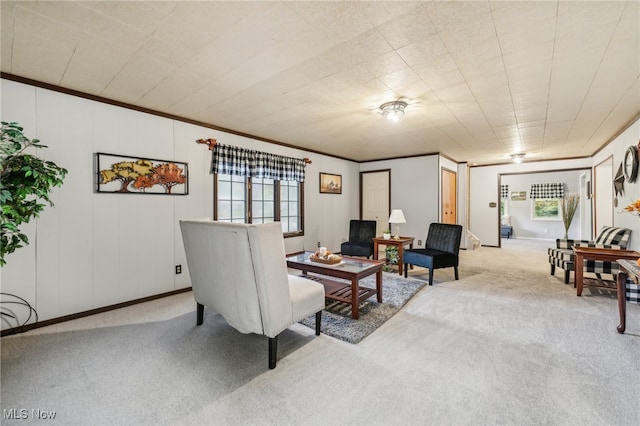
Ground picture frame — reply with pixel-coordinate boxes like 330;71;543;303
531;198;561;221
511;191;526;201
319;173;342;194
96;153;189;195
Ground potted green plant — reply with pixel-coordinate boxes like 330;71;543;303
0;122;67;266
383;229;391;240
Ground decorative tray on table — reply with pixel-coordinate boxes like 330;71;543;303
309;251;342;265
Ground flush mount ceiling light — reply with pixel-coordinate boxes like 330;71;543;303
380;100;407;122
510;153;526;163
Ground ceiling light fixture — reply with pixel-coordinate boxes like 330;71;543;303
510;153;526;163
380;100;407;122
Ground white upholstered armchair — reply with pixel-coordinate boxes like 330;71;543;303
179;220;325;369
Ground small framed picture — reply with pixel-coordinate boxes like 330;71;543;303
511;191;526;201
319;173;342;194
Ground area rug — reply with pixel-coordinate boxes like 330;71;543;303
299;272;426;343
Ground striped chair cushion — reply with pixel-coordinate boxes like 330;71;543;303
593;226;631;248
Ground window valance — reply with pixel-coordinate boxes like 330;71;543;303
501;185;509;199
529;183;564;199
210;143;306;182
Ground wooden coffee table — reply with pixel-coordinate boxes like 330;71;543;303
286;251;384;319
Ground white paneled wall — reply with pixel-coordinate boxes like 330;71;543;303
1;79;360;328
360;156;441;246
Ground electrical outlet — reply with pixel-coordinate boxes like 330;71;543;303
317;241;321;248
418;240;422;246
175;265;182;274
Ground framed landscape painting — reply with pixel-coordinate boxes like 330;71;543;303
96;153;189;195
319;173;342;194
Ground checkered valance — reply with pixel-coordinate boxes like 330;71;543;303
501;185;509;199
211;143;306;182
529;183;564;199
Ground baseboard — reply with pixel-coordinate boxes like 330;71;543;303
0;287;192;337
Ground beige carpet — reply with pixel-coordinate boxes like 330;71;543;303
1;238;639;425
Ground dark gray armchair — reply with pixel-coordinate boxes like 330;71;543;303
340;220;376;258
403;223;463;285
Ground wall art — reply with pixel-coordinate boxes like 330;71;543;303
511;191;526;201
96;153;188;195
319;173;342;194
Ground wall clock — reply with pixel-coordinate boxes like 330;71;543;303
623;145;639;183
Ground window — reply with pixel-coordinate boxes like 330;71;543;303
252;178;275;224
532;198;562;221
217;174;246;223
529;183;564;221
280;180;300;233
500;184;508;217
215;174;303;236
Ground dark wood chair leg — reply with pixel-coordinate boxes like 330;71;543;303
617;272;627;334
564;270;570;284
429;267;434;286
550;264;555;275
196;303;204;325
315;311;322;336
404;263;409;278
269;335;279;369
454;266;459;280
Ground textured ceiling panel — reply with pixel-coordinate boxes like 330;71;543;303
1;0;638;164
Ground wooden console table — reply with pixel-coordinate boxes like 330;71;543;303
573;247;640;296
372;236;415;276
616;259;640;334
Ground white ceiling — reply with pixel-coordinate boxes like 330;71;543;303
1;1;639;164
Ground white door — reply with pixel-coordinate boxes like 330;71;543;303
362;170;390;236
441;168;457;224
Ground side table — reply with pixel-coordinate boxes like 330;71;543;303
372;236;415;276
616;259;640;334
572;246;640;296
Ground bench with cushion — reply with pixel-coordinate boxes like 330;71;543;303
179;219;325;369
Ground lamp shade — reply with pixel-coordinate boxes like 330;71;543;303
388;209;406;224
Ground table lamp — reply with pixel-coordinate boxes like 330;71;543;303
388;209;406;240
